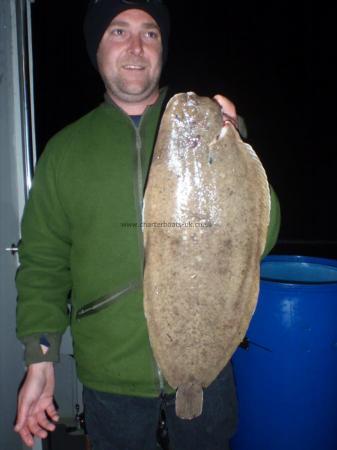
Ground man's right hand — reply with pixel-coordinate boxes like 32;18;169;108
14;362;59;447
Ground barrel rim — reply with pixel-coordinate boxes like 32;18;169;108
260;254;337;286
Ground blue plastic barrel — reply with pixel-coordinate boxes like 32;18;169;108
230;255;337;450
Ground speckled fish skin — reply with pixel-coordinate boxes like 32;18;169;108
143;92;270;419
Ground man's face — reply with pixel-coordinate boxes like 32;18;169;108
97;9;163;107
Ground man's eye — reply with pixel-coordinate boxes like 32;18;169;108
111;28;125;36
145;31;159;39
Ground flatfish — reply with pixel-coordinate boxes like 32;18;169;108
143;92;270;419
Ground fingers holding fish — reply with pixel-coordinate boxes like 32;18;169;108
213;94;238;128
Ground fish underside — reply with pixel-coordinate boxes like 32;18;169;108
143;92;270;419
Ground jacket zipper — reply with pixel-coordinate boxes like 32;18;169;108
131;116;166;395
76;281;140;320
157;364;165;393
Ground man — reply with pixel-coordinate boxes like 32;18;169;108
14;1;281;449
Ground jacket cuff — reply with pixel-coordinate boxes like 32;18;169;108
21;333;62;365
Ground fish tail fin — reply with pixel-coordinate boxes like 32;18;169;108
175;383;203;420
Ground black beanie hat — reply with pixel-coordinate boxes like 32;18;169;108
83;0;170;70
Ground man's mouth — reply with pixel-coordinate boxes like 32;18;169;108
122;64;146;70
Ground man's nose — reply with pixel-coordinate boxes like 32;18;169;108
128;34;144;55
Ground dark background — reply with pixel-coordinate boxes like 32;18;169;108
30;1;336;258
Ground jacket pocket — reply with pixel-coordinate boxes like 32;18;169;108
76;280;141;320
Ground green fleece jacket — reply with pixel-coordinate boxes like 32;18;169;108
16;88;281;397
